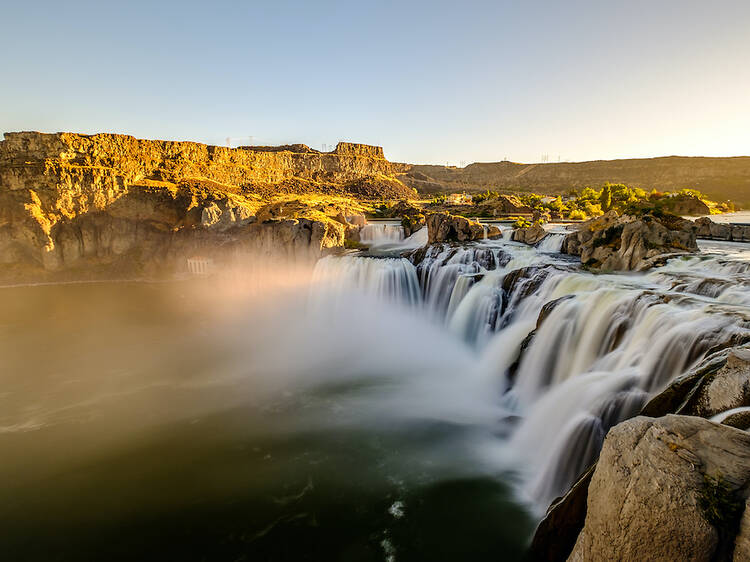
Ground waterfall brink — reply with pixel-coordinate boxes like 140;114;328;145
415;245;509;321
360;223;405;245
311;256;421;305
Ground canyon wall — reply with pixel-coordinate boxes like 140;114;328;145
0;132;413;279
403;157;750;203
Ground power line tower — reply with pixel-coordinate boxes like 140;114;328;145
225;136;254;147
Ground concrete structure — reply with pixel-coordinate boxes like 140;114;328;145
187;256;214;276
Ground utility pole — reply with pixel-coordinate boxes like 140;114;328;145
225;136;253;148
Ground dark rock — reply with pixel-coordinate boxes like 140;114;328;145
722;411;750;430
426;212;485;243
562;211;698;271
512;223;548;245
526;467;595;562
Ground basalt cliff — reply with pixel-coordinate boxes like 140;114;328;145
0;131;415;280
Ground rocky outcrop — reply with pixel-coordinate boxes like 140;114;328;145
638;343;750;424
0;131;415;279
512;223;548;245
1;183;347;280
475;194;533;216
425;212;500;244
561;211;698;271
692;348;750;418
376;200;426;237
695;217;750;242
568;415;750;562
661;194;712;216
640;341;750;419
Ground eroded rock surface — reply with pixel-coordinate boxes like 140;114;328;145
692;348;750;418
568;415;750;562
695;217;750;242
0;132;413;279
562;211;698;271
425;212;499;243
512;223;548;245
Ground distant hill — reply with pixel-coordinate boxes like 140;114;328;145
400;156;750;205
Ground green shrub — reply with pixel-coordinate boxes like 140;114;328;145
472;190;499;204
344;239;367;249
568;209;587;220
698;473;743;533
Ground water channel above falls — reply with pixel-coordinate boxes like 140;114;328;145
1;226;750;560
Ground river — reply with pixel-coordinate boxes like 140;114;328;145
1;226;749;560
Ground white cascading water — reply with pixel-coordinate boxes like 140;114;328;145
710;407;750;423
308;230;750;515
311;255;421;306
401;226;429;249
359;222;405;246
536;233;565;253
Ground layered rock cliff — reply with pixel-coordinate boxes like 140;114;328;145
0;132;415;279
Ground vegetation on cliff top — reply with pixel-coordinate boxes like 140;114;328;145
402;156;750;205
429;183;732;221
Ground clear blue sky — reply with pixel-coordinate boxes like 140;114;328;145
2;0;749;164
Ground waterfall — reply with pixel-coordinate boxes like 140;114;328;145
536;233;565;253
711;407;750;423
311;255;421;305
360;223;405;245
401;226;428;249
308;232;750;516
504;281;742;509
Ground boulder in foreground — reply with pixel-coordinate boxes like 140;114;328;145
569;415;750;562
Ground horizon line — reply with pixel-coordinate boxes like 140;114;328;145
3;129;750;167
